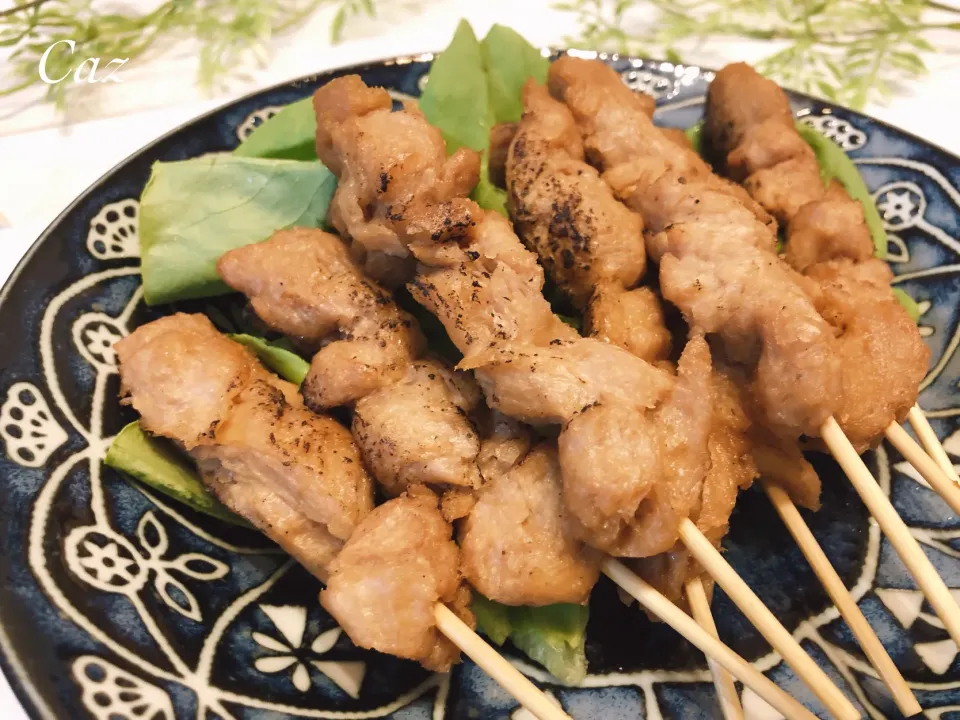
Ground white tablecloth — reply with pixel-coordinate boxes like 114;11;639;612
0;2;958;716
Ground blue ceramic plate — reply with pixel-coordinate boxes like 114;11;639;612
1;54;958;720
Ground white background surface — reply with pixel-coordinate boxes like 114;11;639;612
0;1;959;717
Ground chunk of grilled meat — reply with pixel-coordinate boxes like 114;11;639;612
353;358;483;498
460;442;600;606
219;228;487;501
704;62;928;449
549;56;843;440
321;489;473;672
114;313;375;580
313;75;480;286
219;228;424;409
408;195;717;559
507;81;646;309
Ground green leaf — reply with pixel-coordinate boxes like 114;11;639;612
472;153;508;216
228;334;310;384
140;154;337;305
418;20;491;153
481;24;550;125
684;120;703;154
233;96;317;161
892;288;921;323
558;314;582;331
794;123;887;259
471;595;590;684
105;422;249;526
473;594;513;645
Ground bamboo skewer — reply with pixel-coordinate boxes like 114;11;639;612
435;604;571;720
822;416;960;646
762;481;922;716
677;520;861;720
907;404;959;484
604;559;819;720
885;422;960;514
686;576;745;720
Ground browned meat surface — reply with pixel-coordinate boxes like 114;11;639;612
488;122;517;188
313;75;480;285
460;443;600;605
507;80;647;313
219;228;424;408
219;227;493;503
550;56;843;439
585;286;672;362
115;313;375;579
475;410;532;482
558;333;714;557
661;127;694;150
698;369;757;542
704;62;928;447
808;260;929;449
787;188;875;272
705;63;872;259
410;201;722;557
321;490;473;671
353;358;483;496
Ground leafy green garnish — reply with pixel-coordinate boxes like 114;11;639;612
472;154;509;216
795;123;887;259
684;122;702;155
473;595;590;684
893;288;922;323
234;96;317;161
420;21;549;216
481;24;551;125
105;422;248;526
419;20;492;154
472;594;513;646
228;334;310;384
140;155;336;305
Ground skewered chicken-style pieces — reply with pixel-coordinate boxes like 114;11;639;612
548;56;844;441
403;163;716;560
507;80;670;362
219;228;485;501
312;75;481;286
114;313;375;579
506;76;761;568
322;488;473;672
703;62;929;450
116;314;474;669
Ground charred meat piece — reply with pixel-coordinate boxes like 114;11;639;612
353;358;483;497
549;56;843;439
313;75;480;286
507;80;648;315
219;227;488;499
114;313;375;579
219;228;424;408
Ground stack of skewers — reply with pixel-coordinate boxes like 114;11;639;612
110;48;960;720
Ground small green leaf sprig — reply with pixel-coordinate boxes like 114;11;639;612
0;0;376;112
556;0;960;109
